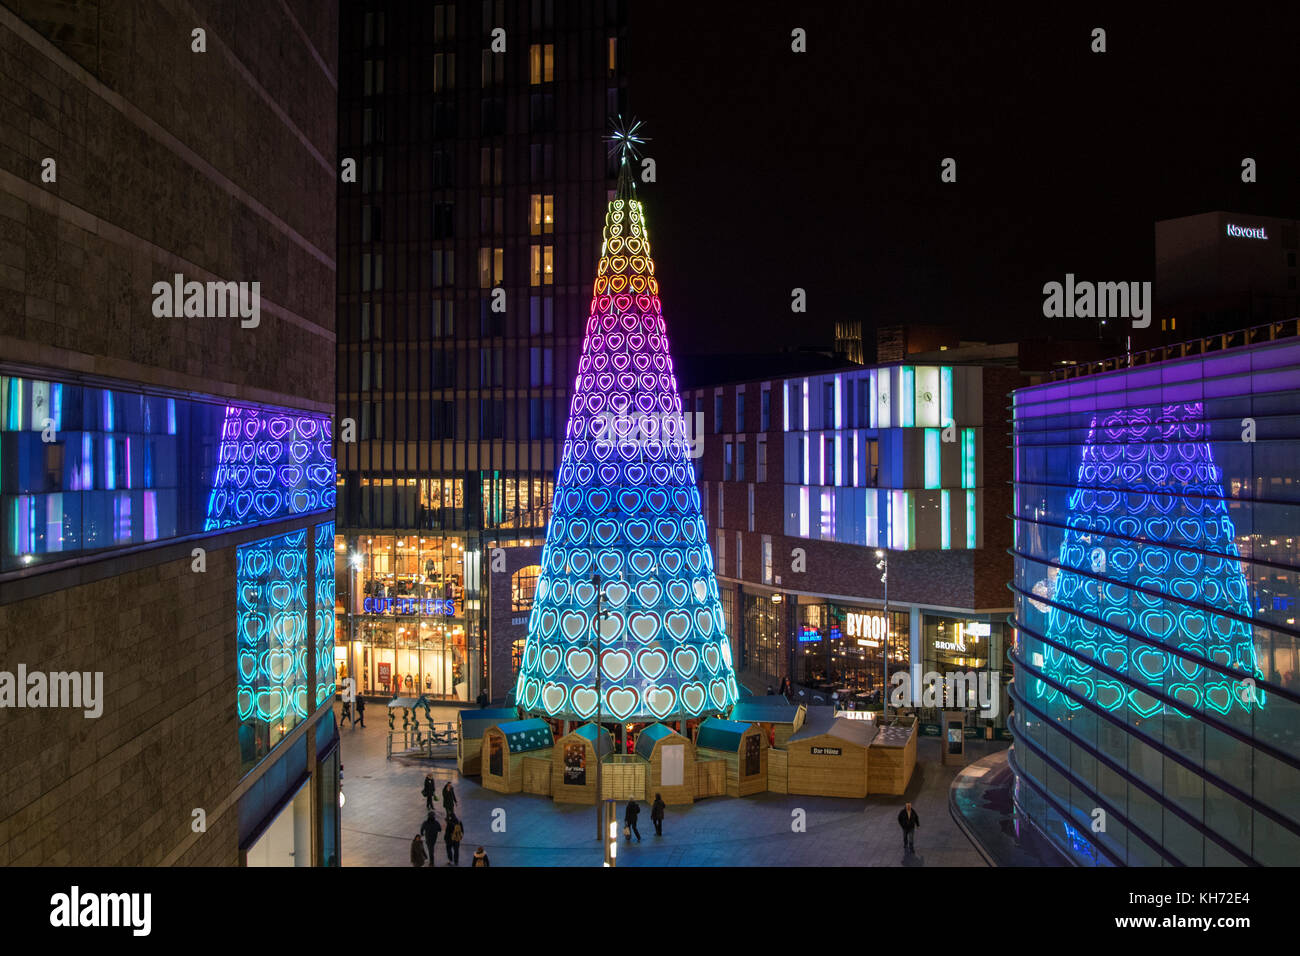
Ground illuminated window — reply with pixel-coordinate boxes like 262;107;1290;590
530;194;554;235
511;564;541;611
529;43;554;84
529;244;553;285
607;36;617;72
477;247;503;288
924;428;941;489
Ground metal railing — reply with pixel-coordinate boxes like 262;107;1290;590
1047;317;1300;381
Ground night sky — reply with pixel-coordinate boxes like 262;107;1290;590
626;3;1300;358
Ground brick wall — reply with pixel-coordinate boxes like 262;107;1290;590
486;544;543;704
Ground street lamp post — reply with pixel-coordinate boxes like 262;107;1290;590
876;549;889;720
591;573;608;842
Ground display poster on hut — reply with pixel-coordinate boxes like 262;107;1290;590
745;735;761;776
489;735;503;777
564;742;586;785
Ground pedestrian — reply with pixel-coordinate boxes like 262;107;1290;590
472;846;490;867
341;699;353;726
420;810;441;865
445;812;463;866
766;685;774;695
442;781;457;816
898;802;920;852
650;793;666;836
421;773;437;811
624;799;641;843
410;832;428;867
355;694;366;728
476;689;489;709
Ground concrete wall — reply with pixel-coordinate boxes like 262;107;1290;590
0;0;337;864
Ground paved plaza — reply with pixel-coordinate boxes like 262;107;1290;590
337;702;993;867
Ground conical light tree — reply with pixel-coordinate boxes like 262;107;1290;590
514;121;740;724
1033;402;1265;720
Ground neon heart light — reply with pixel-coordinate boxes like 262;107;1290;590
1032;402;1265;726
511;175;738;721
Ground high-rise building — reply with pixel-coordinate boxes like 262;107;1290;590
334;1;628;705
0;2;339;864
1011;322;1300;865
1143;210;1300;347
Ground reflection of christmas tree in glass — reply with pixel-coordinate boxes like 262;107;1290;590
514;122;739;723
1035;403;1264;718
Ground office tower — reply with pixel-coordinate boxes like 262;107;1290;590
335;1;628;705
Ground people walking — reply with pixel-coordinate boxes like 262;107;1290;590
421;773;437;811
476;689;489;709
472;846;490;867
898;802;920;852
442;781;457;816
410;832;428;867
420;810;441;865
445;812;463;866
341;699;353;726
624;799;641;843
355;695;366;727
650;794;666;836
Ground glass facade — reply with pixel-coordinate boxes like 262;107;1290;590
795;602;910;704
334;531;478;701
1011;337;1300;865
1;374;333;570
780;366;982;551
237;520;337;775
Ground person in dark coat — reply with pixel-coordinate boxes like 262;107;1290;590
445;812;463;866
472;846;490;867
650;794;666;836
421;773;437;811
420;811;441;865
898;802;920;851
442;781;457;816
355;695;366;727
341;699;353;726
410;833;428;867
476;689;489;708
624;799;641;843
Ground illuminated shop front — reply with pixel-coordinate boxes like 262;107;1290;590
918;613;1011;734
795;602;911;702
334;532;481;701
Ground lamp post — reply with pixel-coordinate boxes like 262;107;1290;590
591;573;608;842
876;549;889;720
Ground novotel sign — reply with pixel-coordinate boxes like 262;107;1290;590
1226;224;1268;240
362;597;456;617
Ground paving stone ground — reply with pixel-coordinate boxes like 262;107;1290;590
336;702;995;867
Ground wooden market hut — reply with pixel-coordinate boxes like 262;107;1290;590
457;707;520;774
634;723;696;805
482;718;554;794
786;708;878;798
867;720;918;795
550;723;615;805
729;699;807;749
694;717;768;797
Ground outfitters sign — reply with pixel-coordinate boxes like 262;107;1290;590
1226;223;1268;239
362;597;456;616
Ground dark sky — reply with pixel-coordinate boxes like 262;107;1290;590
625;3;1300;358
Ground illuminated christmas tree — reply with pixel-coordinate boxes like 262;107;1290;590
514;121;740;724
1034;402;1265;719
